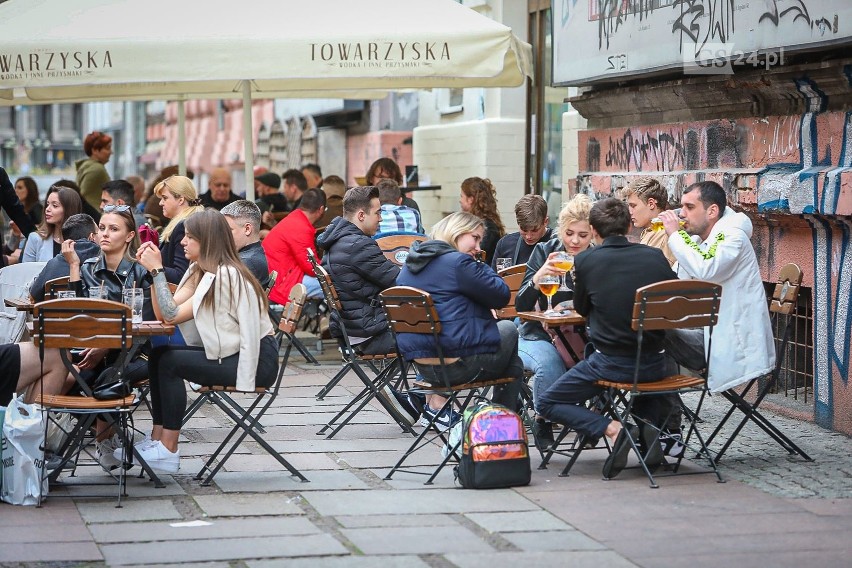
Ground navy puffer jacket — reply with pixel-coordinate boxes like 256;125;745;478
316;216;400;338
396;240;509;359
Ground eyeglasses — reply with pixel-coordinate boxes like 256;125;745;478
103;204;131;213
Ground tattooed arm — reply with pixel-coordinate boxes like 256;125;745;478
150;272;194;324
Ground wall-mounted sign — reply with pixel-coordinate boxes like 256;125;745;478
553;0;852;86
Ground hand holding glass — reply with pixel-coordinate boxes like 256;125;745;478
553;252;574;291
539;275;560;315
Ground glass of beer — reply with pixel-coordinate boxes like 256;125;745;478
539;275;561;315
650;208;684;231
553;251;574;291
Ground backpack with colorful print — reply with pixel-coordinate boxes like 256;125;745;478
454;401;531;489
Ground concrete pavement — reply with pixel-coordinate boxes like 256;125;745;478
1;349;850;567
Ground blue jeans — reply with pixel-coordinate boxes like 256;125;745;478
518;337;566;414
302;275;323;299
538;350;668;438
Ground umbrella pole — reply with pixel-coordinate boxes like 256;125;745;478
177;100;186;177
242;81;255;201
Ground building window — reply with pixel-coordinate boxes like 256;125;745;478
437;88;464;115
526;2;570;201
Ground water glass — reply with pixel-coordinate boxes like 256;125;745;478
122;288;144;324
56;290;76;299
495;257;513;272
88;285;107;299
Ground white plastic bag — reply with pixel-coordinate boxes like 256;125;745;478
1;396;48;506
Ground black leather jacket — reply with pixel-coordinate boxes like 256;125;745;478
73;255;155;320
514;237;576;341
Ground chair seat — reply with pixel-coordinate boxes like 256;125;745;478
412;377;516;393
357;353;397;361
595;374;705;392
34;393;136;409
196;385;269;394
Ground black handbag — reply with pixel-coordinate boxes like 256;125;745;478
92;354;149;400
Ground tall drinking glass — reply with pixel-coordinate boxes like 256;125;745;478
122;288;144;324
539;275;560;315
553;252;574;292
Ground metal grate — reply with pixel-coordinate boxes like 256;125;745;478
763;282;814;403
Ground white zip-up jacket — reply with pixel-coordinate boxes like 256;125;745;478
177;264;273;391
668;208;776;392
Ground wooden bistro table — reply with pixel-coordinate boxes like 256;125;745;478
517;310;587;363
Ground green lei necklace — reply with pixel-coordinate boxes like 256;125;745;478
678;230;725;260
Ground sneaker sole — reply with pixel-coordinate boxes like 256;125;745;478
378;389;416;426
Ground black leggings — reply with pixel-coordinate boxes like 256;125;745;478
148;335;279;430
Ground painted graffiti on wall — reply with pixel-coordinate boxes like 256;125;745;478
553;0;850;85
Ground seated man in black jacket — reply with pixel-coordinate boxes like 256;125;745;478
221;200;270;288
537;198;676;479
316;186;399;356
490;194;553;270
29;214;100;302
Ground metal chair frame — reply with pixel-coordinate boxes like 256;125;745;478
307;249;414;439
380;286;516;484
705;263;813;463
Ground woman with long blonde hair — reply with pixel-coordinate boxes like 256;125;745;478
130;210;276;473
153;175;204;283
515;193;595;449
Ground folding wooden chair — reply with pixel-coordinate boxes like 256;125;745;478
705;263;813;463
375;233;426;267
307;250;414;439
268;271;319;366
191;286;310;486
380;286;517;484
541;280;725;488
494;264;526;320
30;298;148;506
44;275;71;299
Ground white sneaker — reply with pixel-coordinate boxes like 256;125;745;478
134;434;156;450
135;440;180;473
96;435;122;470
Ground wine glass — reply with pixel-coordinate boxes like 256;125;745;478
553;251;574;291
539;275;561;315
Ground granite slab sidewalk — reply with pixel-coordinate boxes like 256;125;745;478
1;347;850;567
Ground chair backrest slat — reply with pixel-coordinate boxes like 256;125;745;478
380;286;441;335
376;234;426;267
32;298;132;350
279;283;307;335
769;263;802;315
495;264;526;319
632;280;722;332
44;276;71;299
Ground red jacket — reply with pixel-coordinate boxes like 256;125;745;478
262;209;318;304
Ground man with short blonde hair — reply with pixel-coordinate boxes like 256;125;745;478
622;177;676;265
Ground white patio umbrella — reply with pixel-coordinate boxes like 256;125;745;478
0;0;532;198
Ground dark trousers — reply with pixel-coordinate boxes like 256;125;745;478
414;320;523;411
538;350;668;438
148;335;278;430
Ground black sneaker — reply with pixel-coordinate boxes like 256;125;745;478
532;419;555;451
660;430;685;458
378;386;420;425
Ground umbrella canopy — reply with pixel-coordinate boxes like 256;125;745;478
0;0;532;197
0;0;532;104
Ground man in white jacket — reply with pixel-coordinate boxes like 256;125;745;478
659;181;776;393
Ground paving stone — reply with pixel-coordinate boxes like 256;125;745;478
76;498;182;523
0;498;83;526
222;452;339;472
306;489;539;516
0;523;92;543
334;513;459;528
270;437;414;454
340;525;493;554
464;510;574;533
637;549;851;568
194;493;305;517
0;542;103;563
100;534;348;565
89;516;321;543
248;556;431;568
212;469;366;492
123;563;232;568
502;530;605;551
445;551;637;568
57;473;187;498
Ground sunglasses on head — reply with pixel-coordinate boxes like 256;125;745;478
103;204;131;213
